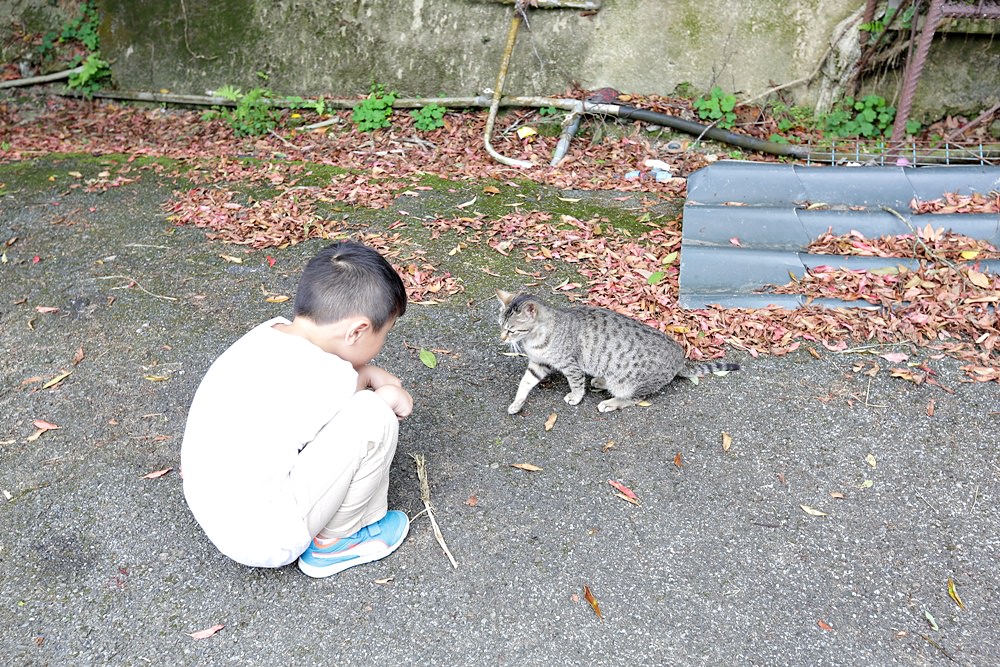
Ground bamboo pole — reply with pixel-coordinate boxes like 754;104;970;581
0;66;83;89
482;6;534;168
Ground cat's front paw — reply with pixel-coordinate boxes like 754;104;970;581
507;401;524;414
564;392;584;406
597;399;620;413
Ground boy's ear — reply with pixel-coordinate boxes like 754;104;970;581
345;318;371;344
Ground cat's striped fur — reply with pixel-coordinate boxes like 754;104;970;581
497;289;739;413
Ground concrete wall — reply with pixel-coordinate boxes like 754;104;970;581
92;0;857;101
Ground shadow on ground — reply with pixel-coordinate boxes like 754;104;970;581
1;157;998;666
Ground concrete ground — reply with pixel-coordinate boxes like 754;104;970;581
1;157;998;666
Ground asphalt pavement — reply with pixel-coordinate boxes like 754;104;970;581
1;157;998;666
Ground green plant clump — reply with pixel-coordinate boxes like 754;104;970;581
204;86;281;137
40;0;100;57
37;0;111;96
694;86;737;129
821;94;897;139
68;52;111;96
352;84;397;132
411;103;446;132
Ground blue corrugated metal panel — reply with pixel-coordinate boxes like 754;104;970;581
679;162;1000;310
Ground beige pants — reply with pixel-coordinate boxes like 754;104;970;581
289;390;399;540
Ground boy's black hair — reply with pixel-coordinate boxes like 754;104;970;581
294;240;407;330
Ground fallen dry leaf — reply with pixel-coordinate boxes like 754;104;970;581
511;463;542;472
265;295;290;303
608;480;638;501
968;269;991;289
948;578;965;609
188;624;224;640
35;305;59;314
602;439;615;452
673;452;683;468
583;585;603;621
26;419;60;443
926;399;936;417
465;495;479;507
800;504;828;517
544;412;557;431
141;467;172;479
374;576;395;585
830;491;846;500
722;431;732;452
817;619;834;631
42;370;71;390
613;492;640;506
72;345;85;365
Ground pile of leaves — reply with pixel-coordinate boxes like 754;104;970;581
807;225;1000;261
1;96;998;382
911;191;1000;215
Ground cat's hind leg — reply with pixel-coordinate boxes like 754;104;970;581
597;396;638;412
590;376;608;391
508;361;551;414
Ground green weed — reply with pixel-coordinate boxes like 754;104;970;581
67;52;110;96
821;94;896;139
694;86;737;129
411;103;446;132
352;83;397;132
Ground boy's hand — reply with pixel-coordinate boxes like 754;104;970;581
356;365;402;391
374;384;413;419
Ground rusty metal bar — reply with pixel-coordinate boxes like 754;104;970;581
890;0;944;151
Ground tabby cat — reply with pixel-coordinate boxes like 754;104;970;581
496;289;739;413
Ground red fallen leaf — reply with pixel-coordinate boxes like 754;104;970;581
673;452;683;468
817;619;833;631
608;480;638;500
35;306;59;314
266;255;275;267
583;585;603;621
465;495;479;507
141;467;172;479
189;624;224;640
33;419;60;431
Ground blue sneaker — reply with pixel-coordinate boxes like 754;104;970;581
297;510;409;578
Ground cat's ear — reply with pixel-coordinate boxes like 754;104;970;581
496;289;514;307
524;302;537;318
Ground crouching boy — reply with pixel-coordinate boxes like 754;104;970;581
181;240;412;578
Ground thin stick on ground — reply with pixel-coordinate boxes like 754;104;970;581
410;453;458;569
95;275;178;301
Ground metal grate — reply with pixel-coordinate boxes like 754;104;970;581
802;140;999;167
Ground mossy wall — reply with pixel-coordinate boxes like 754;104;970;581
2;0;997;122
92;0;857;102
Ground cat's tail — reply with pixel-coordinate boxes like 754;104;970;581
676;361;740;379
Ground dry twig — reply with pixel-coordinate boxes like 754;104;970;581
411;453;458;568
95;275;178;301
